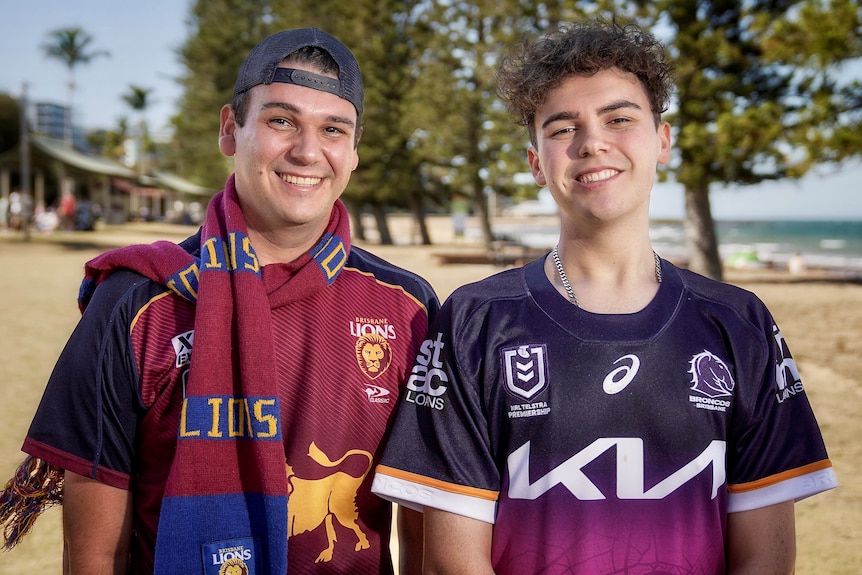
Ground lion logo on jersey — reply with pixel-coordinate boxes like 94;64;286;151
689;350;735;398
285;443;373;563
355;333;392;380
218;559;248;575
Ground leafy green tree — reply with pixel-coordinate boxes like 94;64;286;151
264;0;436;244
171;0;277;189
164;0;861;258
42;27;110;146
404;0;595;246
628;0;862;279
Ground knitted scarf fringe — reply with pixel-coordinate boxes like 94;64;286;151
0;456;63;550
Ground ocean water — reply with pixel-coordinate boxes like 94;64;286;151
495;220;862;273
655;220;862;272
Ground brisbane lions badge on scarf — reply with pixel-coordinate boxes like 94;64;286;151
202;537;259;575
502;344;549;400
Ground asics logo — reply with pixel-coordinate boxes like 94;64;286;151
602;354;640;395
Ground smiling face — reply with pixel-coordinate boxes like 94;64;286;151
218;63;359;260
528;68;671;229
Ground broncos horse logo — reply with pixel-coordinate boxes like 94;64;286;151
286;443;373;563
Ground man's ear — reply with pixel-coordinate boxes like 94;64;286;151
351;126;362;171
528;146;547;187
657;121;672;166
218;105;237;156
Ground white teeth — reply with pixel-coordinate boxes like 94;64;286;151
578;169;618;183
280;174;321;186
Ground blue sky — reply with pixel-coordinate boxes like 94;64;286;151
1;0;190;137
1;0;859;220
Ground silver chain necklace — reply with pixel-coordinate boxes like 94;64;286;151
552;245;662;307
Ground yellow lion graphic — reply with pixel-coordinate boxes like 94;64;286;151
218;559;248;575
286;442;373;563
355;333;391;380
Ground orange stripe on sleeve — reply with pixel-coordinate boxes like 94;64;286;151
728;459;833;493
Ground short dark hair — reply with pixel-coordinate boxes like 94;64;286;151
497;19;675;145
231;46;341;127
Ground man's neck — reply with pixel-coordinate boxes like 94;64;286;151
547;234;660;314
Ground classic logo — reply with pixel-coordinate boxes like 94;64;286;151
355;333;392;380
286;443;373;563
171;329;195;368
502;344;548;400
688;350;734;412
363;384;391;404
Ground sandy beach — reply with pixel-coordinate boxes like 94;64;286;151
1;215;859;573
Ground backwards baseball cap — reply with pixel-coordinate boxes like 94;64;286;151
233;27;364;119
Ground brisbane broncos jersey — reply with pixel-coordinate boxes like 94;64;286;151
24;235;438;575
373;256;836;575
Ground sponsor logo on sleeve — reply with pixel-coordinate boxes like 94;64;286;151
405;332;448;410
773;325;805;403
171;329;195;368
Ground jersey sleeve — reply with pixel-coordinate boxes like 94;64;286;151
373;293;500;523
725;302;837;512
22;271;149;489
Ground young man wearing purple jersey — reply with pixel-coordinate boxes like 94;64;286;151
1;28;437;575
372;19;836;574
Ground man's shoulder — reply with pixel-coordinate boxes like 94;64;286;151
450;264;526;301
346;246;439;305
673;264;765;308
85;231;201;307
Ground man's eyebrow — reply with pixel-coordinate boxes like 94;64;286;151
541;111;578;130
598;99;643;115
540;99;644;130
260;101;356;129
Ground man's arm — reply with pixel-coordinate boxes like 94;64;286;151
396;505;424;575
423;507;494;575
62;471;132;575
726;500;796;575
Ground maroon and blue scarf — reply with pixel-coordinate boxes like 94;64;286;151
2;174;352;575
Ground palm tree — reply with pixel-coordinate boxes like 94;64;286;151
42;27;110;146
122;85;154;173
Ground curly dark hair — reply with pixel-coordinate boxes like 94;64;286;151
497;18;675;146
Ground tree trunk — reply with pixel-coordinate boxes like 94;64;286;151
475;190;494;246
343;200;366;242
371;204;393;245
410;193;432;245
683;184;723;281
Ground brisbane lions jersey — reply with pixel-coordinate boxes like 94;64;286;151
373;256;836;575
24;236;438;575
